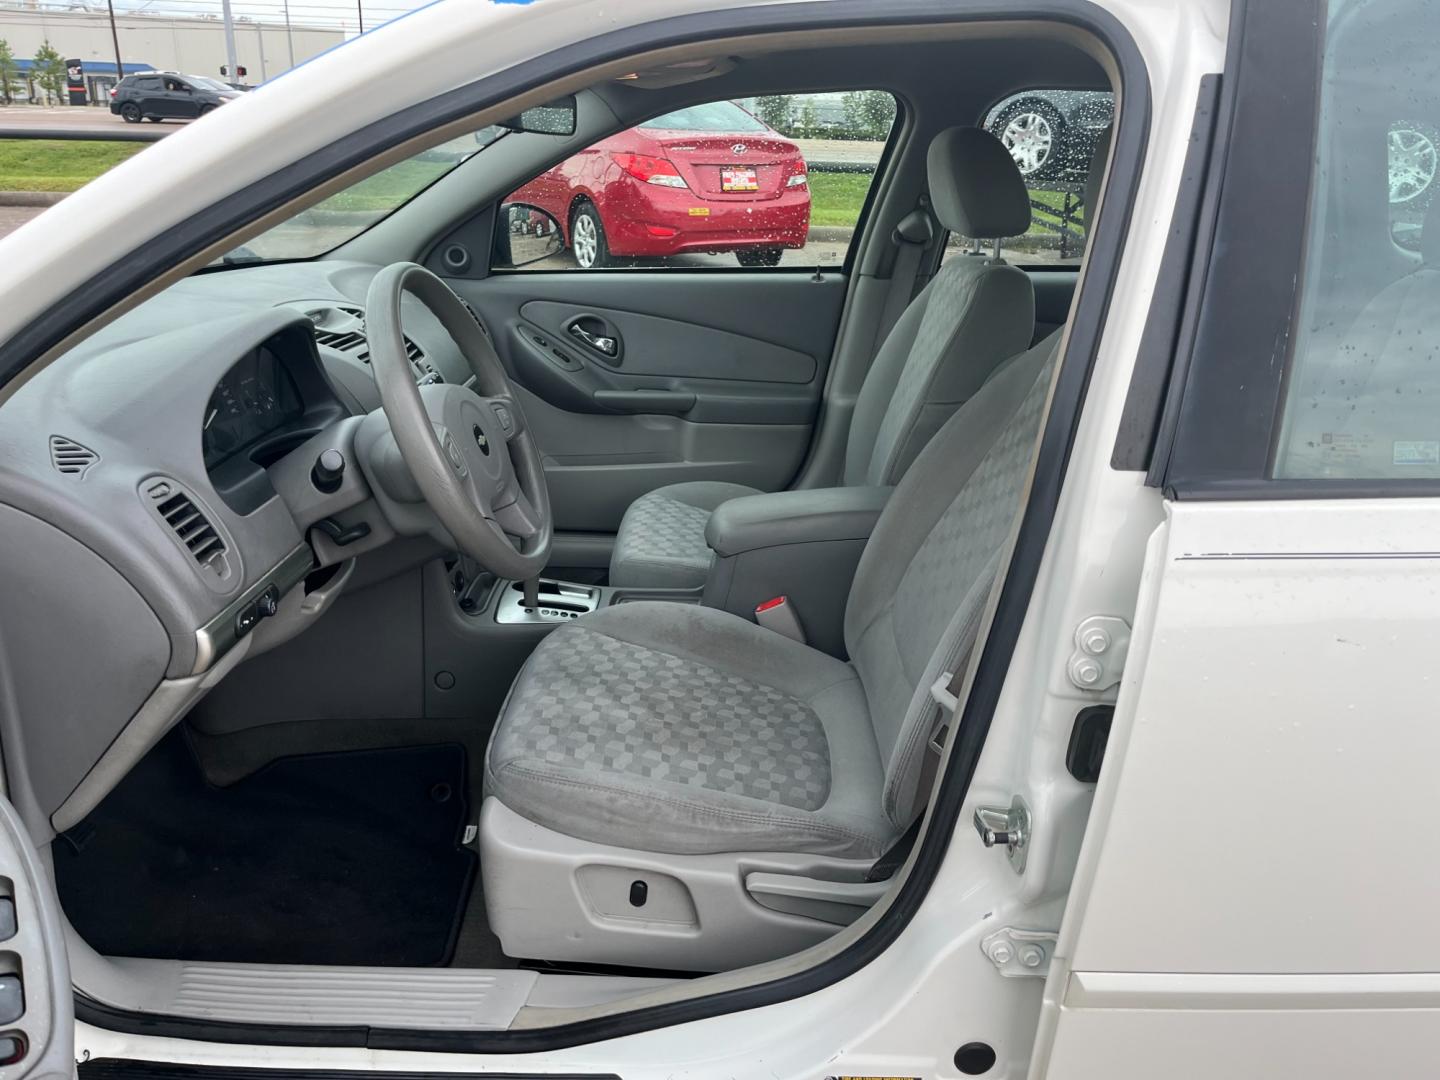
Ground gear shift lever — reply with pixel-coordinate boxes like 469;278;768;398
522;577;540;611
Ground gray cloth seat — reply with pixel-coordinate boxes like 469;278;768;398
607;126;1037;590
487;329;1063;858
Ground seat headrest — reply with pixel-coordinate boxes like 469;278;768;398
927;127;1031;239
1422;195;1440;266
1083;125;1113;253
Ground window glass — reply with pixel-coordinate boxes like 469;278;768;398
493;90;898;271
943;89;1113;267
1274;0;1440;479
216;130;503;263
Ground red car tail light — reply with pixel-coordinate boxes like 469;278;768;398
611;152;688;188
785;158;809;188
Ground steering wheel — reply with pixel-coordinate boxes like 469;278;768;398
363;262;551;580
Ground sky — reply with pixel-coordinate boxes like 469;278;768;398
26;0;442;35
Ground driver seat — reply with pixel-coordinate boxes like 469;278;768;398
481;327;1061;970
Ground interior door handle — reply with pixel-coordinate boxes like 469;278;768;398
568;322;619;358
592;390;695;415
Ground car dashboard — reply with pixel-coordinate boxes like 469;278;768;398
0;260;478;830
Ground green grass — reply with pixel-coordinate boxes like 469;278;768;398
807;170;873;227
314;157;455;212
0;139;1089;248
0;139;145;192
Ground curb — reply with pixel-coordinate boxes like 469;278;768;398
0;191;67;207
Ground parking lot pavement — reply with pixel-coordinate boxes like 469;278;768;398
0;105;185;133
0;205;44;241
530;236;852;271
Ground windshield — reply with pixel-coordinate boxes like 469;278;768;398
218;128;504;265
639;101;769;133
191;76;234;92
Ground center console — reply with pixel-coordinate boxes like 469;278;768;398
450;565;701;628
701;486;893;658
447;487;890;670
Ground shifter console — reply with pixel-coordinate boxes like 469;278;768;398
494;579;600;624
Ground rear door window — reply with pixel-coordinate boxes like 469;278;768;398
493;90;898;271
1274;0;1440;479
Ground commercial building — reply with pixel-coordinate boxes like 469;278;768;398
0;5;345;102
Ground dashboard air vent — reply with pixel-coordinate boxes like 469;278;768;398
313;328;370;362
311;310;428;376
461;300;491;337
156;489;227;569
50;435;98;477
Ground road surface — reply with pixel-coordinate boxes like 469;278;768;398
0;205;42;241
0;105;181;133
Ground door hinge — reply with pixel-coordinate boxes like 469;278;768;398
981;927;1058;977
1065;615;1131;691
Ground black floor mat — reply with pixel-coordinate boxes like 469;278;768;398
54;734;477;967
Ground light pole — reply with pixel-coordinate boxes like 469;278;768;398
105;0;123;87
356;0;364;35
282;0;295;70
220;0;240;85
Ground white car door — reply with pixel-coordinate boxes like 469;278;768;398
1036;0;1440;1075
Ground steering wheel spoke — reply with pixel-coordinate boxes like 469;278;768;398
491;487;541;540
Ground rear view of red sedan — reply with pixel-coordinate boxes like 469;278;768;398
508;100;811;267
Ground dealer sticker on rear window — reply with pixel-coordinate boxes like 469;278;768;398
1392;440;1440;466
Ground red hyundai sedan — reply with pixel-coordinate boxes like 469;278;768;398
506;100;811;267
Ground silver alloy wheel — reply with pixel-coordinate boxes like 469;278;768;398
1388;127;1437;204
1000;111;1055;176
572;211;599;268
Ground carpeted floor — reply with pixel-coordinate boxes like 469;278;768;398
54;732;479;967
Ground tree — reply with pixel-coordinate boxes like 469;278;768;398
752;94;794;136
31;41;66;105
841;90;897;141
0;39;19;107
796;97;819;139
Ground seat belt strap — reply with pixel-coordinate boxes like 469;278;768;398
876;207;935;345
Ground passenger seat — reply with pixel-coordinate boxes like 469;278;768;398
608;126;1037;589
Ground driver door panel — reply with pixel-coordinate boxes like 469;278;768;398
455;271;844;533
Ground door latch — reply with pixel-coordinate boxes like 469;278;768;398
973;795;1030;873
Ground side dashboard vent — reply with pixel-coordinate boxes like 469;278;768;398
145;479;228;575
461;300;491;337
50;435;98;477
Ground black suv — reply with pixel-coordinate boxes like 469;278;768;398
109;72;241;124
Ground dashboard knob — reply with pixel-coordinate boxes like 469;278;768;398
312;448;346;493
